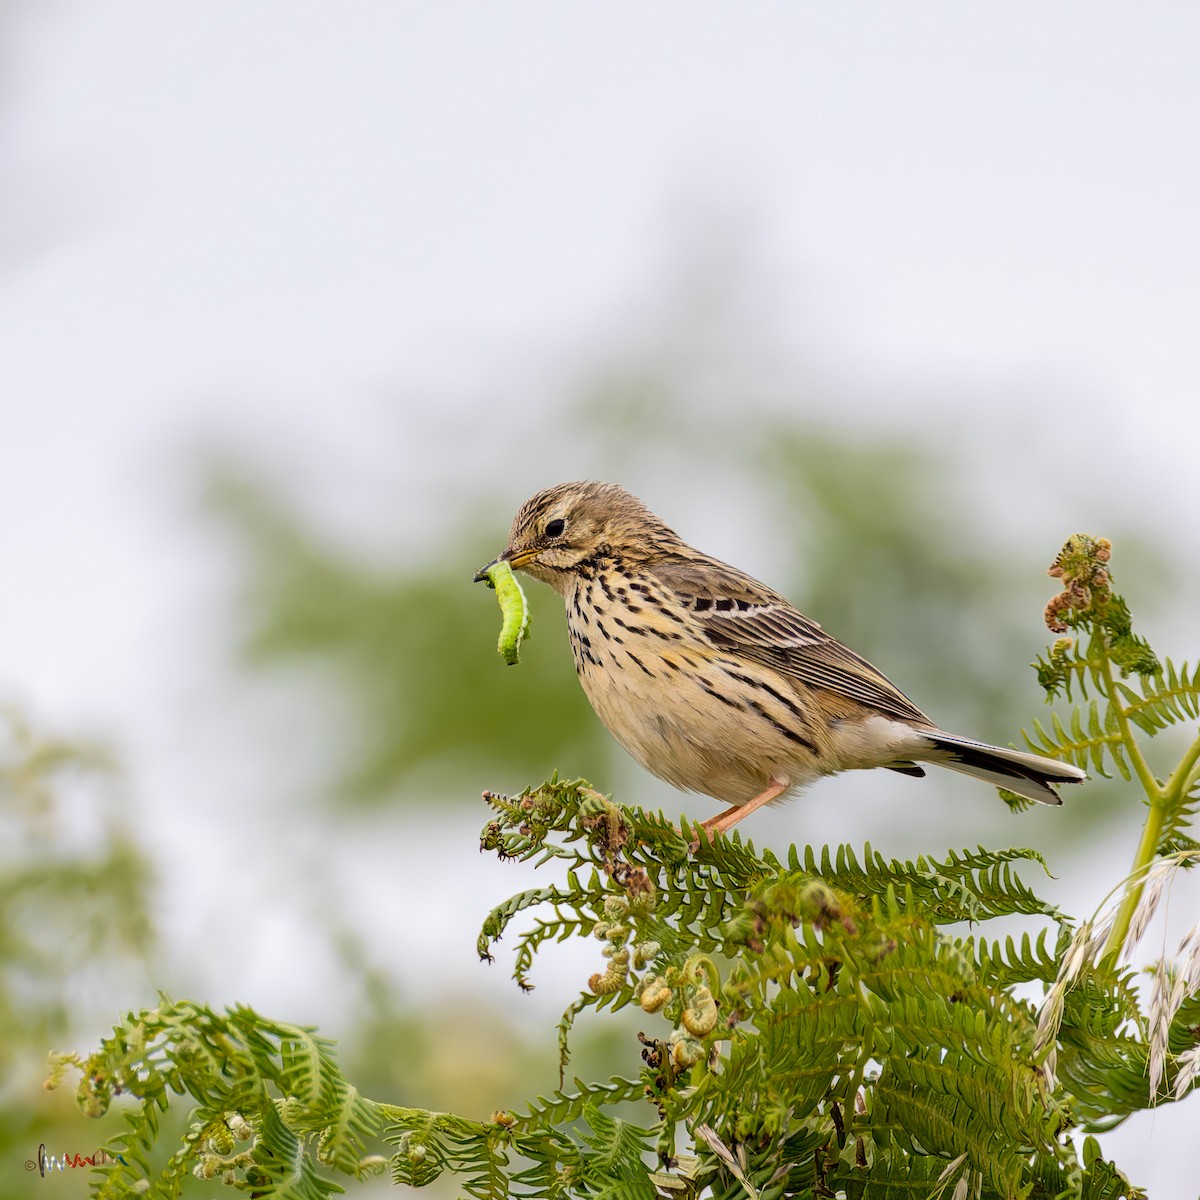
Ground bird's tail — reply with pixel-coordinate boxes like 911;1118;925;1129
918;729;1086;806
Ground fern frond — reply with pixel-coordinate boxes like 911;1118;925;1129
973;927;1063;986
790;842;1060;923
478;875;604;966
1024;706;1130;779
575;1105;656;1191
1157;776;1200;861
1034;632;1110;702
514;1076;648;1133
1117;658;1200;733
316;1082;382;1177
385;1109;477;1190
251;1100;345;1199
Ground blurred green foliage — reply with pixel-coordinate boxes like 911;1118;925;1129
0;709;155;1197
322;920;640;1129
754;429;1031;737
206;468;613;805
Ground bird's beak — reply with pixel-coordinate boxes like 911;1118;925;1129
472;547;536;582
505;547;538;570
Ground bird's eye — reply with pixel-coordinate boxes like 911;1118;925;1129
545;518;566;538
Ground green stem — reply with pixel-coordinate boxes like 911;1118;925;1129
1099;652;1168;962
1169;731;1200;804
1103;808;1165;962
1099;653;1162;804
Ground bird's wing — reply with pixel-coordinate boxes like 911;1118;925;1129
648;555;931;725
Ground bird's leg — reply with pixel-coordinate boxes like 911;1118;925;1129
698;777;790;840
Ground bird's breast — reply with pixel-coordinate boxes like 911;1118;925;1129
563;573;826;804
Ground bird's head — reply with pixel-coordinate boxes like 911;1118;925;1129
475;481;680;593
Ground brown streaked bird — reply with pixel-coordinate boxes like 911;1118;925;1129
480;481;1085;838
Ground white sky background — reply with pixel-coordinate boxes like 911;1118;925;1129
2;1;1199;1191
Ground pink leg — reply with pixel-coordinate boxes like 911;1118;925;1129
699;777;790;839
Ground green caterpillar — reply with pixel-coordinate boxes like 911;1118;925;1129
473;559;531;666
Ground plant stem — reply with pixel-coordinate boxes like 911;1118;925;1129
1102;801;1165;962
1099;653;1162;805
1100;652;1167;962
1168;731;1200;804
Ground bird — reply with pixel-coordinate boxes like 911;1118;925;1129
479;481;1085;839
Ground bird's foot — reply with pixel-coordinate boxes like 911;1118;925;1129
689;778;790;851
